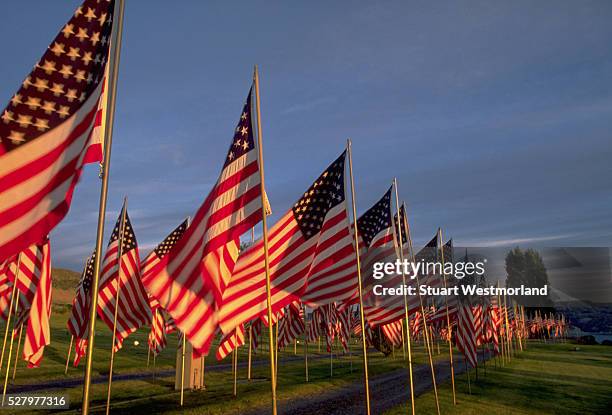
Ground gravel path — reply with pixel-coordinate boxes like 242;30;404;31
245;352;491;415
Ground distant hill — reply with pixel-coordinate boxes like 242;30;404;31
52;268;80;308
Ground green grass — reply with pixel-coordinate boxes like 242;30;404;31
3;287;611;415
1;311;436;414
385;342;612;415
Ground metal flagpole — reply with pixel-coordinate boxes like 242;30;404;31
403;206;441;415
392;179;415;415
465;358;471;394
12;325;23;380
402;320;406;360
253;65;277;415
503;293;512;360
105;198;128;415
274;320;279;381
247;325;253;381
521;305;527;350
496;281;506;365
233;329;238;397
65;335;74;375
247;228;255;382
152;351;156;382
200;351;206;390
1;310;19;405
346;139;371;415
180;332;186;405
0;254;21;374
82;1;126;413
304;319;309;382
147;343;151;368
330;340;333;378
438;228;457;405
1;264;23;404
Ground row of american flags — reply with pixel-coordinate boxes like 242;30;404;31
0;1;571;414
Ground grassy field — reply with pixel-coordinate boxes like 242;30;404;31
1;309;437;414
385;342;612;415
3;270;610;414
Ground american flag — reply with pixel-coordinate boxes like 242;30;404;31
141;218;187;348
0;0;116;262
456;298;478;368
67;250;96;366
472;304;484;346
1;241;52;323
319;303;339;352
358;188;410;326
0;239;53;367
381;320;403;348
410;311;422;337
216;324;245;361
148;309;167;356
277;302;305;349
21;239;52;368
249;318;262;352
335;306;351;353
307;309;322;343
142;87;263;356
140;219;188;285
97;206;150;351
219;152;352;334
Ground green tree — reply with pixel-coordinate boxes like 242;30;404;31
505;247;552;307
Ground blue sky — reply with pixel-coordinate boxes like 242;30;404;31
2;1;612;270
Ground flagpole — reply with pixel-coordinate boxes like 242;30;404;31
1;308;19;405
82;1;126;412
152;351;156;382
521;305;527;349
403;205;441;415
346;139;371;415
392;179;415;415
247;229;255;381
496;281;506;365
274;321;279;381
438;228;457;405
253;65;277;415
0;254;21;374
233;329;238;397
105;197;128;415
147;343;151;368
503;292;512;360
200;351;206;390
180;332;186;406
12;324;23;380
304;319;309;382
64;335;74;375
247;325;253;381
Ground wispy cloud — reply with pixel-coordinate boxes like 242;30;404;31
460;233;578;248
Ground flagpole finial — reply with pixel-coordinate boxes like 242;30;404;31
346;138;351;149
